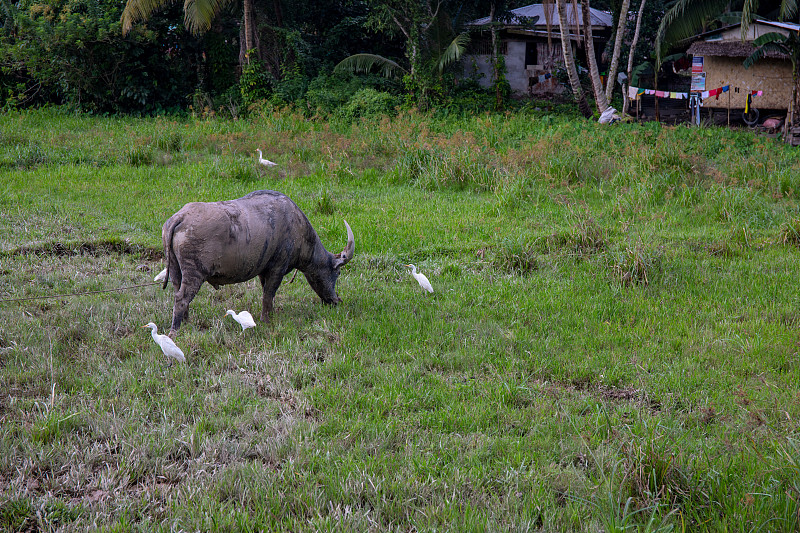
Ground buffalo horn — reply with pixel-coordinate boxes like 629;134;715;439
339;219;355;265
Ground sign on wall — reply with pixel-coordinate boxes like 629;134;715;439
691;73;706;92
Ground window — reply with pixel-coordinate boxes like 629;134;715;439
467;39;508;56
525;42;538;67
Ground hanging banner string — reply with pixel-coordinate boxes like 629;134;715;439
628;85;690;100
629;85;763;101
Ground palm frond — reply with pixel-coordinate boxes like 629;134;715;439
436;33;470;74
655;0;729;63
743;43;784;68
183;0;231;35
121;0;174;35
334;54;407;79
753;31;790;46
780;0;798;20
630;61;652;86
744;33;790;68
740;0;758;39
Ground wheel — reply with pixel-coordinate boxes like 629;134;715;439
743;107;759;126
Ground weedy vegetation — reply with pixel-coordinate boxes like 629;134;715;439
1;107;799;531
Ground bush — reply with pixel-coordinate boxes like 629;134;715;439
335;88;399;122
305;73;401;117
439;77;497;115
239;57;274;106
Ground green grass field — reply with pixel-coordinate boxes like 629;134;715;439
1;107;800;531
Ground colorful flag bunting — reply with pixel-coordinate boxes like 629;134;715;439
628;84;751;102
627;85;688;100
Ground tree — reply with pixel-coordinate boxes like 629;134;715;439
334;0;470;108
580;0;609;112
363;0;445;86
0;0;197;112
622;0;646;115
604;0;630;102
654;0;730;64
121;0;258;65
554;0;593;117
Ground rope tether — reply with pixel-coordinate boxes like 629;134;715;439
0;282;162;304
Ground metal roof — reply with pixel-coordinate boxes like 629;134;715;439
759;20;800;32
690;19;800;41
467;3;613;28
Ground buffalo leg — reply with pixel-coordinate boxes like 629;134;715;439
258;272;284;322
170;275;203;336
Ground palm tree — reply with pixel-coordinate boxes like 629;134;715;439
334;0;471;106
604;0;631;102
334;30;470;100
580;0;608;112
121;0;257;64
744;29;800;139
622;0;647;116
554;0;593;117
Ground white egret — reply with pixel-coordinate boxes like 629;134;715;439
405;264;433;294
141;322;186;364
225;309;256;331
256;149;277;167
153;268;167;282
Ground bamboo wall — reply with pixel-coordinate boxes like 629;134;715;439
701;56;792;110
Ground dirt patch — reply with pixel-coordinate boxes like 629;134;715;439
542;378;659;411
4;240;162;260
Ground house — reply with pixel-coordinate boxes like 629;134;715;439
463;3;613;97
686;20;796;117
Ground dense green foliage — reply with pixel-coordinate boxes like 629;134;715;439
0;0;204;113
0;0;679;116
0;108;799;530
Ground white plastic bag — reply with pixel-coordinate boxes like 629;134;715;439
598;107;620;124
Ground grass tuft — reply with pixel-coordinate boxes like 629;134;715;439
0;498;36;532
609;240;662;286
542;213;608;257
314;189;336;215
492;236;538;275
156;132;183;153
14;142;49;168
126;145;154;166
777;217;800;246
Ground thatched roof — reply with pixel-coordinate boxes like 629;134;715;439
687;40;787;59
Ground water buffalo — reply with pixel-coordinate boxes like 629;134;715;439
161;190;354;335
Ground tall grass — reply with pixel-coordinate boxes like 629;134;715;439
1;108;799;531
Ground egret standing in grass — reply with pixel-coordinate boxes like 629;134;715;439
153;268;167;282
225;309;256;331
405;264;433;294
256;149;277;167
142;322;185;365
